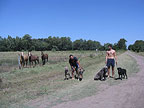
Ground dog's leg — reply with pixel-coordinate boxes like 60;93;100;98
100;72;104;81
79;70;83;81
123;74;126;79
125;73;128;79
119;74;121;79
75;70;79;79
68;73;71;79
120;75;122;80
79;74;83;81
64;71;67;80
94;73;100;80
103;73;106;80
66;74;69;80
122;74;124;79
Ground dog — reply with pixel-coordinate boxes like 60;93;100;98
115;67;128;80
94;67;108;81
64;66;72;80
76;68;85;81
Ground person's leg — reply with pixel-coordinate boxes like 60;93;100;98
112;59;115;78
106;59;110;78
112;67;115;78
72;68;75;79
72;71;74;79
108;67;110;78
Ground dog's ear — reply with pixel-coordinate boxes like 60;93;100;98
103;68;106;72
102;68;107;73
117;67;120;70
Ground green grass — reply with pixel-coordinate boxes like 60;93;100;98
0;50;139;108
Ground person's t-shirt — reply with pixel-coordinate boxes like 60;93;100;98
69;57;78;67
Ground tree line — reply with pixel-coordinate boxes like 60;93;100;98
0;34;128;51
128;40;144;52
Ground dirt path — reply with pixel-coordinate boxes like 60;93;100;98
52;51;144;108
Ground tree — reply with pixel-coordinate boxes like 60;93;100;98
22;34;32;51
73;39;84;50
0;34;131;52
73;39;102;50
128;44;133;50
0;36;6;51
103;43;112;50
113;43;119;50
117;38;127;50
130;40;144;52
58;37;72;50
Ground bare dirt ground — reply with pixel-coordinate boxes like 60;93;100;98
52;51;144;108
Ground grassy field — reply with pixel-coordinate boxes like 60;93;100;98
137;52;144;56
0;50;139;108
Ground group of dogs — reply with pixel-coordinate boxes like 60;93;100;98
64;66;128;81
64;66;85;81
94;67;128;81
20;51;48;68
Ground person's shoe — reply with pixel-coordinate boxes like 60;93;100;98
72;77;74;80
112;76;115;79
110;76;114;78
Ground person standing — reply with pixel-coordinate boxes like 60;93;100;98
105;44;117;78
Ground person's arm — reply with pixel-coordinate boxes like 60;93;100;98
75;57;82;68
77;61;82;68
105;51;108;64
114;51;117;65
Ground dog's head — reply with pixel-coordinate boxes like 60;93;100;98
79;68;85;72
65;66;68;70
65;67;68;73
117;67;122;72
103;67;108;73
78;68;85;75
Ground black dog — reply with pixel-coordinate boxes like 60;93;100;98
64;67;72;80
94;67;108;81
115;67;128;80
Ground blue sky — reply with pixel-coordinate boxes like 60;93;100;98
0;0;144;45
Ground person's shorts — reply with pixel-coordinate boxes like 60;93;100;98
72;64;79;72
107;59;115;68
